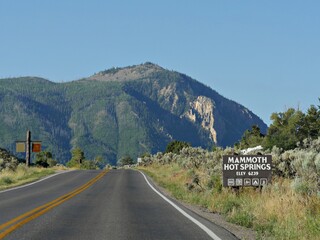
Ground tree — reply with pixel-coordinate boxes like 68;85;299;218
66;147;85;168
165;140;191;154
263;108;305;150
302;104;320;139
35;151;56;168
236;125;265;149
80;160;96;170
118;155;134;166
93;155;105;169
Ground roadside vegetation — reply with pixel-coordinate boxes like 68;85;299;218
139;100;320;240
117;155;135;166
66;147;104;169
0;165;56;190
0;148;68;190
0;145;106;191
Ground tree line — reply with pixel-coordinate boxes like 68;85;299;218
236;99;320;150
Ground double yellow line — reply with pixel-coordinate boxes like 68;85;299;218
0;170;108;239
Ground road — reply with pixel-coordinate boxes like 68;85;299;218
0;169;238;240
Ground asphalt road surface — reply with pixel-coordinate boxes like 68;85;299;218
0;169;238;240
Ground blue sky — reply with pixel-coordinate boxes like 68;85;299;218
0;1;319;125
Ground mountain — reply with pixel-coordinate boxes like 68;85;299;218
0;63;267;165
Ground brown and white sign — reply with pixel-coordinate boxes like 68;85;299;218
222;155;272;187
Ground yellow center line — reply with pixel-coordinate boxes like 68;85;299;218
0;170;105;231
0;170;108;239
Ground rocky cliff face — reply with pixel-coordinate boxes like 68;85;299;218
184;96;217;144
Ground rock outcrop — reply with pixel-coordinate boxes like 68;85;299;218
184;96;217;143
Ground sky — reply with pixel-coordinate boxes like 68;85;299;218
0;1;319;125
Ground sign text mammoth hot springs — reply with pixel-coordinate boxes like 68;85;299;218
222;155;272;187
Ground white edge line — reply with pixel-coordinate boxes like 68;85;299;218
139;171;222;240
0;171;73;194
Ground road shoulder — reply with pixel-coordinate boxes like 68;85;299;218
138;169;256;240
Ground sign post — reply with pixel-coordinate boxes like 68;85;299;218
26;130;31;167
15;131;41;167
222;155;272;187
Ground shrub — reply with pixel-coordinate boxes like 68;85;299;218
165;140;190;154
47;159;58;167
0;148;19;171
0;176;14;185
118;155;134;166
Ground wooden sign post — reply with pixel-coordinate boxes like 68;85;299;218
16;130;41;167
26;130;31;167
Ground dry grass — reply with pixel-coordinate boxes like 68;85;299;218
139;164;320;240
0;164;56;190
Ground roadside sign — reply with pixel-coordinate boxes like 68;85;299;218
16;142;26;152
222;155;272;187
32;142;41;152
15;131;42;166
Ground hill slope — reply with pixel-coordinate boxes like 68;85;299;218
0;63;267;164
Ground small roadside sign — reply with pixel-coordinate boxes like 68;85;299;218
16;142;26;152
32;142;42;152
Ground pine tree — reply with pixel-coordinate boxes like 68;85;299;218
236;125;264;149
303;104;320;139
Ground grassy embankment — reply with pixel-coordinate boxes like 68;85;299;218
139;163;320;240
0;165;66;191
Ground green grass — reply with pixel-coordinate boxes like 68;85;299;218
220;198;241;214
228;210;255;228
